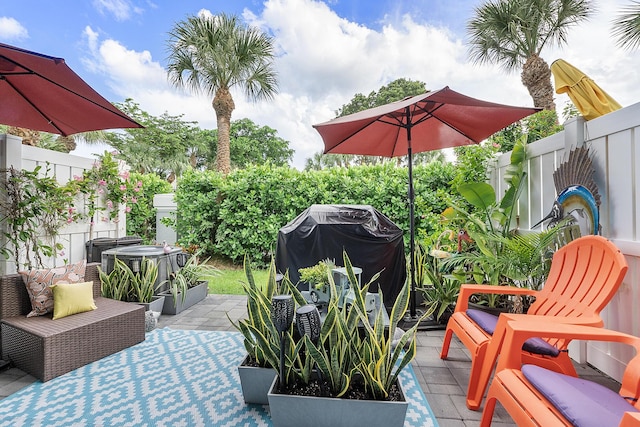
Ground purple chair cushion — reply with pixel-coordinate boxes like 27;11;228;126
522;364;639;427
466;309;560;357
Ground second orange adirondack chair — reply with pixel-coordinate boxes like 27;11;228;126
440;235;628;410
480;321;640;426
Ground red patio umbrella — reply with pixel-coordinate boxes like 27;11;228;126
0;42;142;136
313;86;540;320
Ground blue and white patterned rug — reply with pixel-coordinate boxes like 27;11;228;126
0;328;438;427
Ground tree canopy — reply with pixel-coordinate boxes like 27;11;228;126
202;118;293;168
103;99;292;180
104;99;204;182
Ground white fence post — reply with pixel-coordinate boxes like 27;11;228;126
0;134;23;275
154;193;177;245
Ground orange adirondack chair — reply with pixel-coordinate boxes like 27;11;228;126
480;321;640;426
440;235;628;410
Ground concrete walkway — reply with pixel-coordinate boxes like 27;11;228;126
0;294;621;426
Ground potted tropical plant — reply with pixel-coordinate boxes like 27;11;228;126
418;247;461;324
266;252;432;427
98;256;165;312
440;137;566;313
298;258;335;305
159;251;220;315
229;256;306;405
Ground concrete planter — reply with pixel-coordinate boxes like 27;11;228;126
237;355;277;405
159;281;208;315
267;375;408;427
138;295;165;312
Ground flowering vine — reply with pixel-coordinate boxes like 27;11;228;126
1;151;142;269
66;151;139;224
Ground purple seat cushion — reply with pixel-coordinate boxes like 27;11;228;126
466;309;560;357
522;364;638;427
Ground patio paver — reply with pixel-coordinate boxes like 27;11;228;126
0;294;622;426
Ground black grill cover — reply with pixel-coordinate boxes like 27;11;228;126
275;204;407;308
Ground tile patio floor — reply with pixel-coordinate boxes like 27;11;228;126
0;294;622;426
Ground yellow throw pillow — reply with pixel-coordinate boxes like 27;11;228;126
19;259;87;317
51;281;97;320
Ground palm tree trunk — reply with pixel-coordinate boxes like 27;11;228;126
212;88;235;175
521;54;556;112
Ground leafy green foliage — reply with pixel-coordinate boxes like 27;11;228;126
335;78;427;117
98;257;160;303
0;166;72;269
175;162;456;266
451;143;498;190
162;250;220;305
612;1;640;50
298;259;335;290
487;110;563;153
440;138;567;310
467;0;594;71
104;101;294;177
524;109;563;143
229;256;306;380
415;243;461;321
125;172;172;243
105;99;205;181
0;153;149;270
233;251;428;399
205;118;294;168
303;252;430;399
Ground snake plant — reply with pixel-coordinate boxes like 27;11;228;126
229;256;306;383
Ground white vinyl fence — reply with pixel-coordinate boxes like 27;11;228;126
0;134;125;275
489;103;640;381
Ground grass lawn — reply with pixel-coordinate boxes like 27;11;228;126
208;267;269;295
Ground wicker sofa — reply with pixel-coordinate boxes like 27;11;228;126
0;262;145;382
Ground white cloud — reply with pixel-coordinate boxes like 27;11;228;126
77;0;640;168
92;0;141;22
0;17;28;40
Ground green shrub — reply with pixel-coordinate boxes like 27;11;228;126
125;172;172;243
175;162;456;267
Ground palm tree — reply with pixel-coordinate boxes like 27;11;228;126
613;1;640;50
166;13;278;175
467;0;594;111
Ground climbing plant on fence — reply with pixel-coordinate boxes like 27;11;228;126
0;153;171;270
125;172;172;243
175;162;456;267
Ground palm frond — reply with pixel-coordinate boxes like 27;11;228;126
612;1;640;50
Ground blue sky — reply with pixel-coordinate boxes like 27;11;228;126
1;0;638;168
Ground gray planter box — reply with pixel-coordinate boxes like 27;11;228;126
138;295;165;312
267;375;408;427
159;281;208;315
238;355;277;405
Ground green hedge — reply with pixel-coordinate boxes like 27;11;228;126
126;172;173;243
175;162;455;267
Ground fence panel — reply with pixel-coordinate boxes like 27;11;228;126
488;104;640;381
0;134;124;275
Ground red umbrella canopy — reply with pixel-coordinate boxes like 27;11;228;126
0;42;142;136
314;86;540;156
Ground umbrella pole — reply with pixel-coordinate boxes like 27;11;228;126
408;145;417;318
